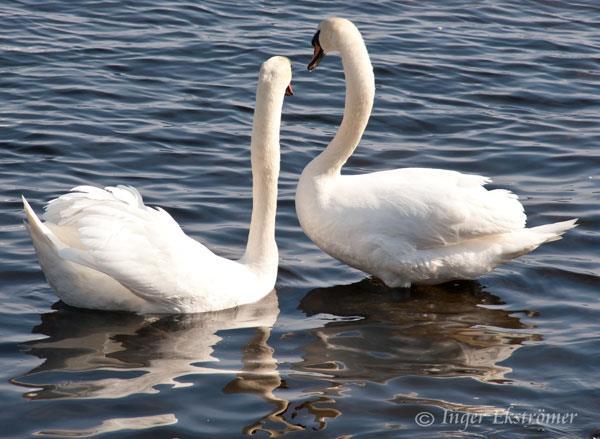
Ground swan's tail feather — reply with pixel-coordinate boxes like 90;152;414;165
528;218;578;244
22;196;64;251
491;218;578;265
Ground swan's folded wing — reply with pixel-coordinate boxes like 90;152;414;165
340;168;526;248
47;186;220;305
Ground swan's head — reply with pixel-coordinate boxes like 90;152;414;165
308;17;360;71
260;56;294;97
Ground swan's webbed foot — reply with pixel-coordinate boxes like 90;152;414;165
368;276;390;289
365;277;412;302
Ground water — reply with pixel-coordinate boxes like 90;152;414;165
1;0;599;437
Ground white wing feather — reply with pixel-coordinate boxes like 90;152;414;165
45;186;241;309
331;168;526;249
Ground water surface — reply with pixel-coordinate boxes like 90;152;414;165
1;0;599;437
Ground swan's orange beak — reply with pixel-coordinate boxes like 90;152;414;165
308;45;324;71
285;83;294;96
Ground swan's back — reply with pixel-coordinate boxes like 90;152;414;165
299;168;525;249
357;168;526;247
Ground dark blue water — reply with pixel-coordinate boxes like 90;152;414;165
1;0;599;437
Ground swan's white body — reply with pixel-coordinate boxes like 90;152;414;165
23;56;292;313
296;18;577;288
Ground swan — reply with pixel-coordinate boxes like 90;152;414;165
296;18;577;288
22;56;293;313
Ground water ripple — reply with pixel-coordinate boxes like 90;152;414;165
0;0;598;437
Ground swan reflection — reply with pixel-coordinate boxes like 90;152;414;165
13;291;282;436
297;279;539;383
287;279;541;430
12;281;541;436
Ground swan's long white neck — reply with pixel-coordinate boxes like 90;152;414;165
242;79;282;272
308;28;374;176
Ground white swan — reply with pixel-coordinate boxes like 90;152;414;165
23;56;293;313
296;18;577;288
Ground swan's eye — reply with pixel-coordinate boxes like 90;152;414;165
311;30;320;48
